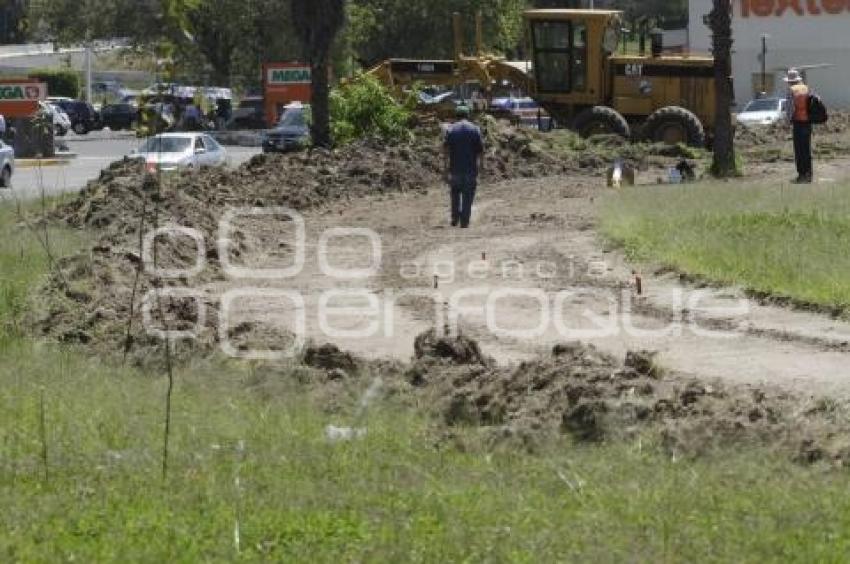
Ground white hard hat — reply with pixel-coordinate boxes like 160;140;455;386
784;68;803;83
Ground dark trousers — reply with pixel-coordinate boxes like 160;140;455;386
450;174;477;228
793;121;813;180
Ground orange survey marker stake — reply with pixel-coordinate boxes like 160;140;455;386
633;271;643;296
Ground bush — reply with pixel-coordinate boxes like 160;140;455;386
330;74;416;145
28;69;80;99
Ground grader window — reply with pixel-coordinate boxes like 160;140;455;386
572;23;587;93
532;21;588;94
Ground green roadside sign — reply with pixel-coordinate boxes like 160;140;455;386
0;83;46;101
268;68;311;85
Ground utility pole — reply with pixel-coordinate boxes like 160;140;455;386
760;34;769;97
85;42;93;102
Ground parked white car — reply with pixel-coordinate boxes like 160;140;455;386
39;101;71;136
130;133;227;172
0;140;14;188
736;97;788;127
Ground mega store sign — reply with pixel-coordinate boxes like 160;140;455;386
267;66;311;85
263;62;312;126
0;81;47;118
0;82;46;101
741;0;850;16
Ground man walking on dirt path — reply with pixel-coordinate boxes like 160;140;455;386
444;105;484;228
785;68;813;184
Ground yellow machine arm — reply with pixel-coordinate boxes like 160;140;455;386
360;12;532;100
363;57;531;94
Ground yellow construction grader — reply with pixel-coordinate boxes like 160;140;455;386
367;9;716;146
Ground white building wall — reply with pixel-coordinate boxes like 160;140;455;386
689;0;850;107
663;29;689;50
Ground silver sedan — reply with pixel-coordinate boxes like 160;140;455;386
130;132;227;173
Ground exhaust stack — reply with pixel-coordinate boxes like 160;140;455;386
453;12;464;60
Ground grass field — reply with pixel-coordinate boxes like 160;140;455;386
600;179;850;311
5;198;850;561
7;360;850;562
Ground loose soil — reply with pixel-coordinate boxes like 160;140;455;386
38;120;697;363
736;110;850;173
30;117;850;461
391;331;850;465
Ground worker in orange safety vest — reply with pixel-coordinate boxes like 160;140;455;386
784;68;813;184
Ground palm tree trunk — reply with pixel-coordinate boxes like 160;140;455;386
310;57;331;148
710;0;736;177
290;0;345;149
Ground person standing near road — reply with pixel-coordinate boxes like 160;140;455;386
444;105;484;229
785;68;814;184
183;103;201;131
0;114;6;141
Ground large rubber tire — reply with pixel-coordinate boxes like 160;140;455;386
573;106;631;139
73;122;88;135
643;106;706;147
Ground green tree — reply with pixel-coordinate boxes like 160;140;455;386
27;0;199;45
291;0;346;148
29;0;123;44
330;74;415;145
29;69;81;98
532;1;583;8
184;0;243;85
1;0;29;44
573;0;688;27
29;0;298;88
347;0;526;67
232;0;300;88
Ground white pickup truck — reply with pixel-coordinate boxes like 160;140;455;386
0;139;14;188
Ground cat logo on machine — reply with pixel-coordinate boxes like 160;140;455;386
624;64;644;77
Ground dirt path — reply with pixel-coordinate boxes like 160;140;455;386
216;158;850;396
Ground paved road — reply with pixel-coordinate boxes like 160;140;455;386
4;130;262;201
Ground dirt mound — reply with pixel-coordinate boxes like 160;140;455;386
40;122;596;362
735;121;788;149
481;119;696;178
481;118;590;179
413;329;489;365
396;332;850;464
304;343;358;373
62;138;442;232
735;110;850;151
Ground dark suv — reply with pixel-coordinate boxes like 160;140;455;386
100;103;137;130
262;104;310;153
50;99;102;135
227;97;266;129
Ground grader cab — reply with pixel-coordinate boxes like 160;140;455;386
525;9;715;146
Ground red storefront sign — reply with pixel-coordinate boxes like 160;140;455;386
263;62;312;127
742;0;850;16
0;80;47;118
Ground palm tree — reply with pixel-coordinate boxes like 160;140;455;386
708;0;736;177
291;0;345;148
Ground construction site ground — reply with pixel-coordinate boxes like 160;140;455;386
263;165;850;394
33;117;850;463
